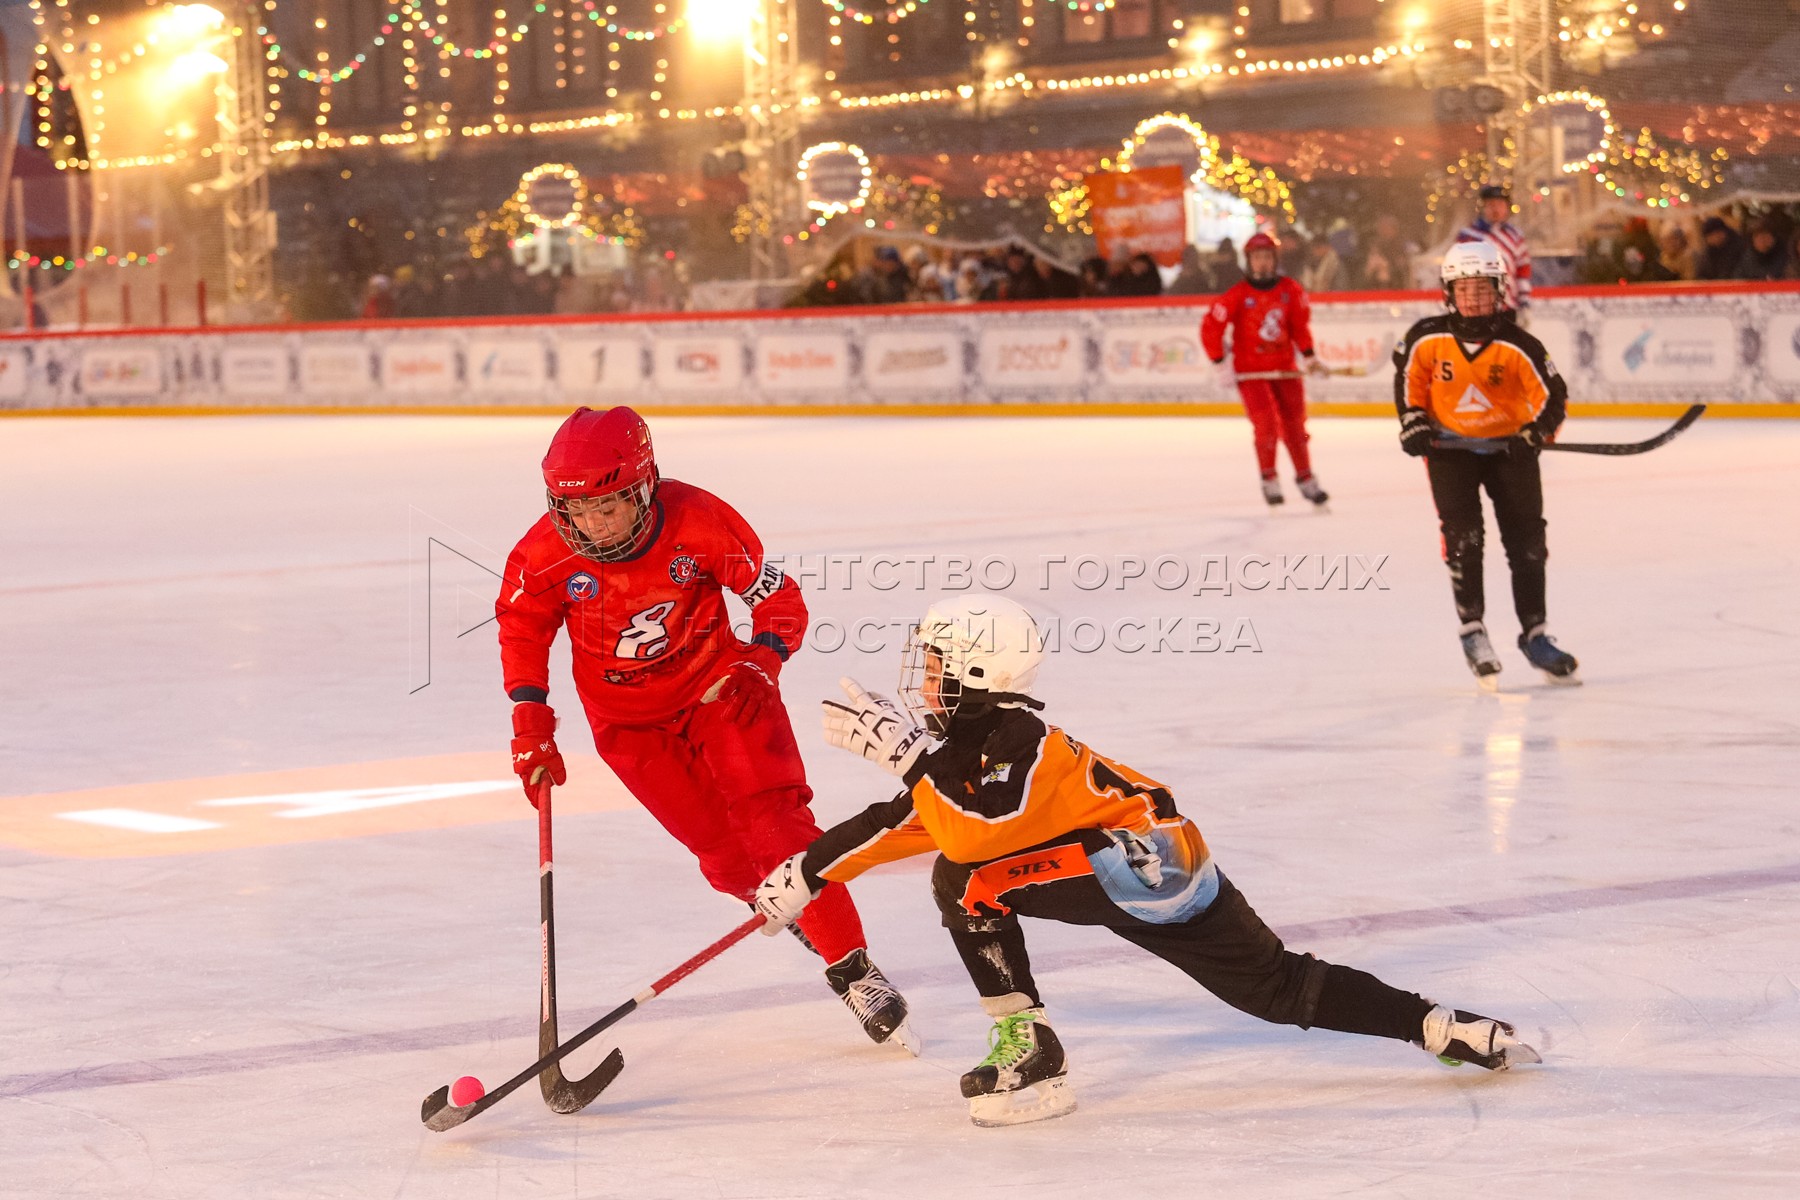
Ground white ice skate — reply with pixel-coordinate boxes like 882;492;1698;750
1459;621;1502;693
961;1007;1076;1127
1296;475;1330;511
1421;1004;1542;1070
1260;477;1285;507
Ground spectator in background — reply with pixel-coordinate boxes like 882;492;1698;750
1359;245;1399;290
1078;256;1111;298
908;246;948;303
1617;218;1676;284
1696;216;1744;280
1167;245;1214;295
857;245;912;304
1363;213;1417;289
1211;237;1240;286
1657;226;1698;281
439;260;476;317
999;246;1048;301
1456;184;1532;315
1112;252;1164;297
393;265;442;318
952;257;985;304
1300;235;1344;292
1033;255;1081;300
361;274;396;319
1735;221;1790;280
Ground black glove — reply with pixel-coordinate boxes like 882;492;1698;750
1515;415;1559;452
1398;408;1434;457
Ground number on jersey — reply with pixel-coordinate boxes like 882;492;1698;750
616;601;677;660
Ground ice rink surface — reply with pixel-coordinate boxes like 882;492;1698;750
2;413;1797;1199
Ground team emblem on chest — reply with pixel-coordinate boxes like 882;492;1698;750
668;554;699;585
566;571;599;602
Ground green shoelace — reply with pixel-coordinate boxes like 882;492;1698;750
977;1012;1039;1070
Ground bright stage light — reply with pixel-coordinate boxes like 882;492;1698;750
163;4;227;36
687;0;755;44
169;49;230;82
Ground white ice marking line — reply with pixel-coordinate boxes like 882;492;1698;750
57;809;223;834
195;781;516;819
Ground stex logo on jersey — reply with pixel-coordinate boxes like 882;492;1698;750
566;571;600;602
668;554;699;585
1454;384;1495;415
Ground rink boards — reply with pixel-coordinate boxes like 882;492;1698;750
3;281;1799;414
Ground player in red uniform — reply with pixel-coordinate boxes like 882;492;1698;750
1200;231;1331;508
495;406;912;1047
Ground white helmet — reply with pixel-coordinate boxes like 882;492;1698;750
1440;240;1508;332
1441;241;1507;297
899;593;1045;730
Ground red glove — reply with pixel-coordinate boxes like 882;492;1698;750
704;644;783;725
510;701;567;807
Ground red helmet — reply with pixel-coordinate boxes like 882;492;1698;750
542;406;659;561
1243;231;1281;283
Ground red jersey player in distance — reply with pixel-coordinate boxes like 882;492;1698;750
1200;232;1331;509
495;406;913;1048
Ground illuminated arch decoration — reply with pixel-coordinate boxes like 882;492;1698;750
515;163;588;230
1522;89;1615;174
1115;113;1294;220
797;141;874;218
1523;88;1726;210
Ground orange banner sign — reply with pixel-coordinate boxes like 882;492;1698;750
1085;165;1189;268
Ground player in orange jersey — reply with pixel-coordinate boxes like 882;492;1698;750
496;406;912;1048
1394;242;1578;688
754;594;1539;1127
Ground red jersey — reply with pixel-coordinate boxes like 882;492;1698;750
496;479;807;725
1200;276;1315;374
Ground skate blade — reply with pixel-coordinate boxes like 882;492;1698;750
1538;669;1582;687
1475;672;1501;694
969;1076;1076;1128
887;1019;922;1058
1501;1040;1544;1067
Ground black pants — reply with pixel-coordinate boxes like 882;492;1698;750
1426;446;1548;632
931;832;1431;1044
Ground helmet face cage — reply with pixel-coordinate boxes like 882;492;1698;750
547;476;658;562
899;625;963;734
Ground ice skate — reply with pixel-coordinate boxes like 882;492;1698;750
824;948;919;1055
1518;625;1580;685
1458;621;1502;692
1421;1004;1542;1070
961;1007;1075;1127
1261;477;1285;507
1296;474;1330;510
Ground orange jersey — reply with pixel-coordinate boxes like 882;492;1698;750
1392;315;1567;439
806;707;1211;883
495;479;807;724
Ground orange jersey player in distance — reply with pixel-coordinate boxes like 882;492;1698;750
495;406;912;1049
753;594;1540;1127
1393;242;1579;689
1200;231;1331;509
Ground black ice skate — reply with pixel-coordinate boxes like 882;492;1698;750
960;1008;1075;1127
1421;1004;1542;1070
1518;625;1580;685
1261;477;1285;507
1296;475;1330;509
1458;621;1502;692
824;948;918;1054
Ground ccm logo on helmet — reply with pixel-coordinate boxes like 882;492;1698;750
556;479;587;487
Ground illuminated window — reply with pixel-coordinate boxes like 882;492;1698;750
1279;0;1319;21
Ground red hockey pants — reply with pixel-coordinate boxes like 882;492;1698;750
590;691;867;965
1236;377;1313;479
